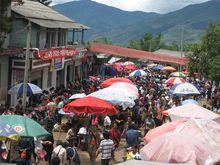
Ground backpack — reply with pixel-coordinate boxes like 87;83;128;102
51;146;62;165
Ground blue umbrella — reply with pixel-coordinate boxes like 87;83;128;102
152;65;164;71
129;69;147;77
8;83;42;96
182;99;198;105
0;123;20;141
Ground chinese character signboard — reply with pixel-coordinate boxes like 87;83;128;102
35;47;79;60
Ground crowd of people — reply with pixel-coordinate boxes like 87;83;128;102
0;63;219;165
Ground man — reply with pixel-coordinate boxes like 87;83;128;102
51;141;67;165
66;144;81;165
44;111;55;133
144;113;156;134
125;124;141;148
104;114;111;130
96;131;114;165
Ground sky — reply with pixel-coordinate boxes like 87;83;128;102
51;0;210;13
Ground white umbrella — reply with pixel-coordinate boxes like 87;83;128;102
58;109;74;116
8;83;42;95
89;84;137;110
69;93;86;100
172;83;200;95
129;69;148;77
124;61;135;65
110;82;139;99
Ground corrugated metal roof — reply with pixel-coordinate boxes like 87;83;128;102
90;43;188;66
28;18;88;29
11;0;89;29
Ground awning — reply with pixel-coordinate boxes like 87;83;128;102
28;18;89;29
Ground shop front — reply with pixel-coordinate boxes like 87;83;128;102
10;46;85;105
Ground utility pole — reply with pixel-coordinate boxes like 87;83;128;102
22;21;31;114
179;26;184;71
149;39;152;52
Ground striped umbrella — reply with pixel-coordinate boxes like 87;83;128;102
129;69;148;77
165;77;186;86
8;83;42;96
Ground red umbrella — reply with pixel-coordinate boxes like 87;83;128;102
113;62;124;72
63;96;118;115
101;77;133;88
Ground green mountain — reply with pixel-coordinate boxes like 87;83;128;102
53;0;220;45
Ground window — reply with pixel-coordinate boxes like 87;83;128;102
58;31;67;46
51;32;56;47
45;31;56;48
58;31;62;46
36;32;40;48
45;31;51;48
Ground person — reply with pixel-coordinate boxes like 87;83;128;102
109;123;120;161
44;111;55;133
87;125;100;163
96;131;114;165
12;139;33;165
34;137;47;163
144;113;156;134
109;123;120;149
125;124;141;148
116;111;126;134
51;141;67;165
41;135;54;164
66;126;76;147
66;145;81;165
104;114;111;131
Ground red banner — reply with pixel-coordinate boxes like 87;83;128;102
35;47;79;60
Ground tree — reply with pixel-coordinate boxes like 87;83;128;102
129;33;163;52
129;39;140;50
36;0;52;6
93;37;112;45
187;23;220;83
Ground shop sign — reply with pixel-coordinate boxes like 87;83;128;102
35;47;79;60
50;58;64;71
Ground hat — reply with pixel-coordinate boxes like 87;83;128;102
127;147;133;151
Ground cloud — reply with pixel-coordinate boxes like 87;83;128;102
52;0;210;13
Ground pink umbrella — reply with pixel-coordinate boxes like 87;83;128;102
144;119;220;149
163;104;220;123
144;119;187;143
140;132;215;164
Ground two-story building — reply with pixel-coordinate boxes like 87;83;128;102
8;0;89;105
0;1;12;105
